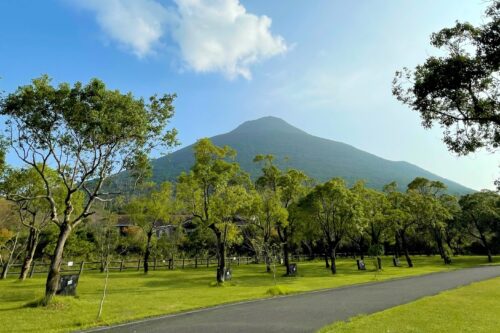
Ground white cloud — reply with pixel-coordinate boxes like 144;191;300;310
74;0;287;79
171;0;288;79
75;0;171;58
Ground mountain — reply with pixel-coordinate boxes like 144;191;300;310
149;116;473;195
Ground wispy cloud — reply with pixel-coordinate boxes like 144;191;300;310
73;0;287;79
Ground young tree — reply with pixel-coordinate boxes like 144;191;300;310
352;181;390;268
177;139;251;283
0;167;59;280
251;188;287;273
253;155;309;275
459;191;499;263
0;76;177;303
301;178;361;274
383;182;415;267
393;1;500;156
127;182;173;273
407;178;454;264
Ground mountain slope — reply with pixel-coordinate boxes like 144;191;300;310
150;116;472;194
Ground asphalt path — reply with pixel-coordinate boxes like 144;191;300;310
85;265;500;333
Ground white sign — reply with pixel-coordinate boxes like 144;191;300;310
67;261;74;267
67;280;73;285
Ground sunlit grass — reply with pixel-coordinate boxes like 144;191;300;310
318;275;500;333
0;255;496;333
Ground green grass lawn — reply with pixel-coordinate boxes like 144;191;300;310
318;275;500;333
0;256;496;333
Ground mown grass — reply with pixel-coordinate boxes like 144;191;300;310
318;275;500;333
0;255;496;333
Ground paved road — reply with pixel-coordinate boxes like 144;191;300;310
86;265;500;333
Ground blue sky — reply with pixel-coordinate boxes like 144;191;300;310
0;0;497;190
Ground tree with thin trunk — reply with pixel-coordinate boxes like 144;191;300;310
459;191;499;263
177;139;251;283
0;76;177;304
127;182;173;274
383;181;415;267
301;178;361;274
253;155;308;275
1;167;58;280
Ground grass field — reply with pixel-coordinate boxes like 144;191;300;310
0;256;496;333
318;275;500;333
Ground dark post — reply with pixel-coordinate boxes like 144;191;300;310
237;257;240;266
137;259;141;271
120;259;124;272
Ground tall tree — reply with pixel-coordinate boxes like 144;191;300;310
0;76;177;303
352;181;390;267
383;182;415;267
253;155;308;275
177;139;251;283
393;1;500;156
127;182;173;273
459;190;499;263
0;167;61;280
407;178;454;264
301;178;361;274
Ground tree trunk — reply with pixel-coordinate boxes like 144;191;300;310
211;226;226;283
400;231;413;268
265;250;271;273
435;230;451;264
19;229;39;281
330;247;337;275
359;236;365;260
44;224;72;304
324;252;330;268
1;233;20;279
394;233;401;258
282;227;291;275
143;230;153;274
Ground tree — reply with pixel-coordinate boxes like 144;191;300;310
352;181;390;268
407;178;454;264
127;182;173;273
177;139;251;283
0;200;23;279
301;178;361;274
0;76;177;303
251;188;287;273
393;1;500;156
383;182;415;267
0;167;58;280
253;155;309;275
459;191;499;262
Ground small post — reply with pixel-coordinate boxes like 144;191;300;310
237;257;240;266
195;257;198;268
79;262;85;276
120;259;124;272
137;259;141;271
29;262;36;278
246;257;249;264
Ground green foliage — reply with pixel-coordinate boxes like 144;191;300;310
393;1;500;155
